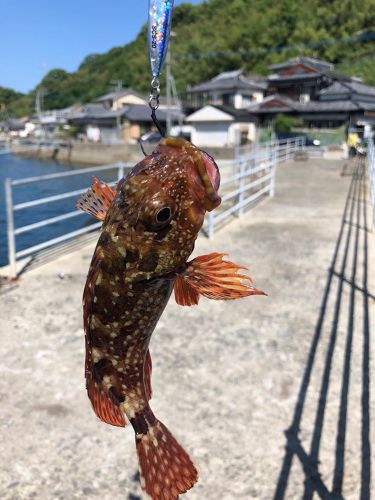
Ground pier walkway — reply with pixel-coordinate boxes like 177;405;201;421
0;157;374;499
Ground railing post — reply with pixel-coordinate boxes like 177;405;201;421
368;140;375;232
5;178;16;278
207;211;214;239
286;139;290;161
238;158;245;217
117;162;125;181
270;142;277;197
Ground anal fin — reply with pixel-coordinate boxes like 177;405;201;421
87;381;127;427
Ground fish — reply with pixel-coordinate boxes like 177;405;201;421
76;137;265;499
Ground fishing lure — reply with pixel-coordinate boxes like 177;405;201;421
148;0;174;84
77;138;265;499
147;0;174;137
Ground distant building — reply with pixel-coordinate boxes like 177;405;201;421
0;118;25;135
267;57;334;102
67;102;184;144
96;89;147;110
28;107;72;137
185;104;256;147
248;57;375;129
187;69;266;110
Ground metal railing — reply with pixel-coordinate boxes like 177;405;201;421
4;136;305;276
367;139;375;232
5;162;131;277
204;136;306;238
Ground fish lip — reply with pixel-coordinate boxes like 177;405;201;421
195;149;221;211
200;149;220;193
160;137;221;211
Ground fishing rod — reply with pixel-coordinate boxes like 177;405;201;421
147;0;174;138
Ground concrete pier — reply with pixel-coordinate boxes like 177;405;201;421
0;157;374;499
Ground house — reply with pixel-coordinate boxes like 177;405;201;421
248;58;375;130
29;107;73;137
187;69;266;110
185;105;256;147
67;102;184;144
0;118;25;136
267;57;334;102
96;89;147;110
248;82;375;129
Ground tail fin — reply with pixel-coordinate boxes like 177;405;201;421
135;419;198;499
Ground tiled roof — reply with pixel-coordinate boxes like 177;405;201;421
268;73;325;83
269;57;334;73
247;94;299;112
189;70;267;93
247;94;369;114
67;103;183;123
319;80;375;98
210;105;254;121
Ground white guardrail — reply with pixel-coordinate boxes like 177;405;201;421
203;136;306;238
4;137;305;277
5;162;131;277
367;139;375;232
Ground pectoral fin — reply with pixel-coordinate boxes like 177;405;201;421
76;177;116;221
174;253;266;306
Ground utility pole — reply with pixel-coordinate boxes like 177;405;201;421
35;87;45;137
110;80;123;140
166;31;176;137
166;50;172;136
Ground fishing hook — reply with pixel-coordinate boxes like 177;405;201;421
138;138;147;157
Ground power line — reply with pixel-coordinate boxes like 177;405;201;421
178;29;375;61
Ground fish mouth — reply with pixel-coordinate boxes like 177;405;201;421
200;149;220;193
161;137;221;211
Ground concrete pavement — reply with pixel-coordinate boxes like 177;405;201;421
0;157;374;499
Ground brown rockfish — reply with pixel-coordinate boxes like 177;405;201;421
77;137;265;500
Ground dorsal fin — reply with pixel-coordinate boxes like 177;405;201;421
76;177;116;221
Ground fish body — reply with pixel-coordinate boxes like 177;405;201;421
78;138;264;499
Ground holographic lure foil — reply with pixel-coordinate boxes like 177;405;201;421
148;0;174;81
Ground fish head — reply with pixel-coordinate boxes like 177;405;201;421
103;137;221;277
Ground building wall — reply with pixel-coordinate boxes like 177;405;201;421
112;95;147;110
99;126;120;144
190;121;256;147
190;122;230;147
228;123;256;146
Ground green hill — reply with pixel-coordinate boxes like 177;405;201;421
3;0;375;117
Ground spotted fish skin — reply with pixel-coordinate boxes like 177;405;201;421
82;138;221;499
80;138;265;499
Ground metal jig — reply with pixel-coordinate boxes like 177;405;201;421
148;1;174;138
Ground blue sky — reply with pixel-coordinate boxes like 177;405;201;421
0;0;203;93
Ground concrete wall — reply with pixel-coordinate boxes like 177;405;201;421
10;140;236;165
11;142;143;165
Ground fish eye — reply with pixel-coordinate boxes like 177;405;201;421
156;207;172;224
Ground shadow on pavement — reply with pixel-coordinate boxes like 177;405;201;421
274;158;372;499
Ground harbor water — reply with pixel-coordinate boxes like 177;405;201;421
0;153;119;268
